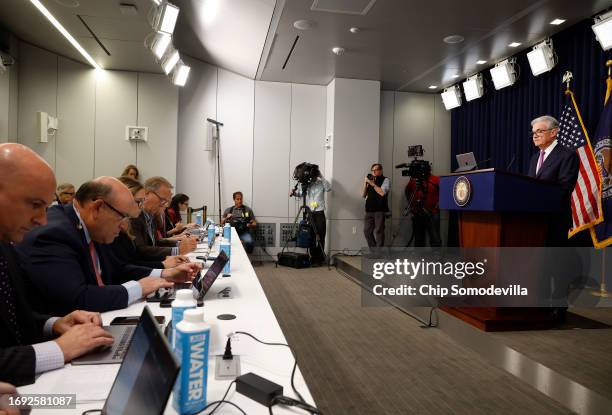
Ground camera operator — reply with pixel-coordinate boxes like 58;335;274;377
291;166;331;266
362;163;390;247
404;163;441;247
221;191;256;254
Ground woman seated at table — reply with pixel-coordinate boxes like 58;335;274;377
163;193;196;237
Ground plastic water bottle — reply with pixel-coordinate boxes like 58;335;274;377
171;289;196;348
219;237;231;275
172;308;210;415
223;222;231;241
207;219;215;246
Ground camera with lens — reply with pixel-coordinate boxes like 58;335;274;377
293;162;320;185
367;173;374;180
396;145;431;180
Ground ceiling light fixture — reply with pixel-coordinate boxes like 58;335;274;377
349;27;360;33
147;31;172;59
490;59;518;89
593;11;612;50
172;61;190;86
443;35;464;44
550;18;566;26
162;48;180;74
332;47;345;56
428;85;437;89
463;74;484;101
30;0;101;69
508;42;521;47
451;74;460;79
527;39;556;76
441;85;462;110
476;60;487;65
293;19;315;30
151;2;179;34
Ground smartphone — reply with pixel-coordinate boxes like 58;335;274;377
110;316;166;325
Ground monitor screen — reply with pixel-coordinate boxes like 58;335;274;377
102;307;179;415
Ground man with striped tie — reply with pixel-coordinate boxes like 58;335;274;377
528;115;579;246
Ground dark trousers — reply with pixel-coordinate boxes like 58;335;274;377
364;211;386;247
413;212;441;247
310;211;326;264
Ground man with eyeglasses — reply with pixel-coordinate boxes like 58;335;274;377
130;176;198;261
528;115;579;246
362;163;390;247
17;177;201;315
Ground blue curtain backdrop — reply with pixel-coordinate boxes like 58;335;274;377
447;19;611;246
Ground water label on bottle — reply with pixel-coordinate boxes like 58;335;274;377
220;243;231;274
173;329;210;414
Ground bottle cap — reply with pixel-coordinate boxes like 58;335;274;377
176;289;194;301
183;308;204;323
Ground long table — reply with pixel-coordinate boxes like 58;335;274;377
19;228;315;414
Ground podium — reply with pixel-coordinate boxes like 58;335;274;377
439;169;563;331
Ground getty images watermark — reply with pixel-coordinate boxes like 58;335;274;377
358;248;611;308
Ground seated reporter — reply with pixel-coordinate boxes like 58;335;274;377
0;143;113;386
17;177;200;315
164;193;196;237
222;191;256;254
131;176;197;260
112;176;189;269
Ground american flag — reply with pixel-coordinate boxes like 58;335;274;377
558;93;602;236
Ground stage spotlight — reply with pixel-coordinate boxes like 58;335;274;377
463;74;484;101
490;59;517;90
527;40;556;76
152;2;179;35
147;31;172;60
162;48;180;74
593;11;612;51
172;61;190;86
441;85;462;110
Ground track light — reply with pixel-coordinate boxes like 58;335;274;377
152;2;179;35
593;11;612;51
147;31;172;60
490;59;517;90
172;61;190;86
527;40;556;76
462;74;484;101
162;48;180;74
441;85;462;110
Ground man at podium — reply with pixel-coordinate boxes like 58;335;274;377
527;115;579;245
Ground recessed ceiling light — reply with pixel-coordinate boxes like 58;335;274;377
451;74;460;79
508;42;521;47
428;85;437;89
477;60;487;64
293;19;316;30
443;35;464;44
349;27;360;33
550;18;566;25
332;47;345;56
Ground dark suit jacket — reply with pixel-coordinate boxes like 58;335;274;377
110;232;164;270
528;143;579;196
0;242;52;386
528;143;580;246
17;204;153;314
129;211;175;260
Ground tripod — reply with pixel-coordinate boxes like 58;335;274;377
206;118;223;222
279;181;327;266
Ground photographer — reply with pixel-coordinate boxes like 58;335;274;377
362;163;390;247
222;191;256;254
291;166;331;266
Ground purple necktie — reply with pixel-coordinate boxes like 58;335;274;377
0;253;22;344
536;150;545;174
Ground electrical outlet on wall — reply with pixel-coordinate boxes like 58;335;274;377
125;126;148;142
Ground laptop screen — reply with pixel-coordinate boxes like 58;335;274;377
192;250;229;298
102;306;179;415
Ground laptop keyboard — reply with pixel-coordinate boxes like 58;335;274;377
112;326;135;360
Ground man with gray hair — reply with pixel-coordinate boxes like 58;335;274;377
130;176;197;260
56;183;75;205
0;143;114;386
528;115;579;245
18;176;201;315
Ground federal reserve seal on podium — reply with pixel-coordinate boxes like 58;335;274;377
453;176;472;207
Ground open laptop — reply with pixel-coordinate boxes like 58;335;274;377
455;152;477;172
192;250;229;301
101;306;179;415
72;324;137;365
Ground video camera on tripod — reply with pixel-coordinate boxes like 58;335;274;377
395;145;432;180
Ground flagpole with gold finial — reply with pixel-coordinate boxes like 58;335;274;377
590;61;611;298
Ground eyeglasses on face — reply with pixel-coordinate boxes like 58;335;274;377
134;198;145;208
150;191;169;206
531;128;555;137
97;199;130;222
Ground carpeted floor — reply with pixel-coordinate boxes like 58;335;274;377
254;262;573;415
